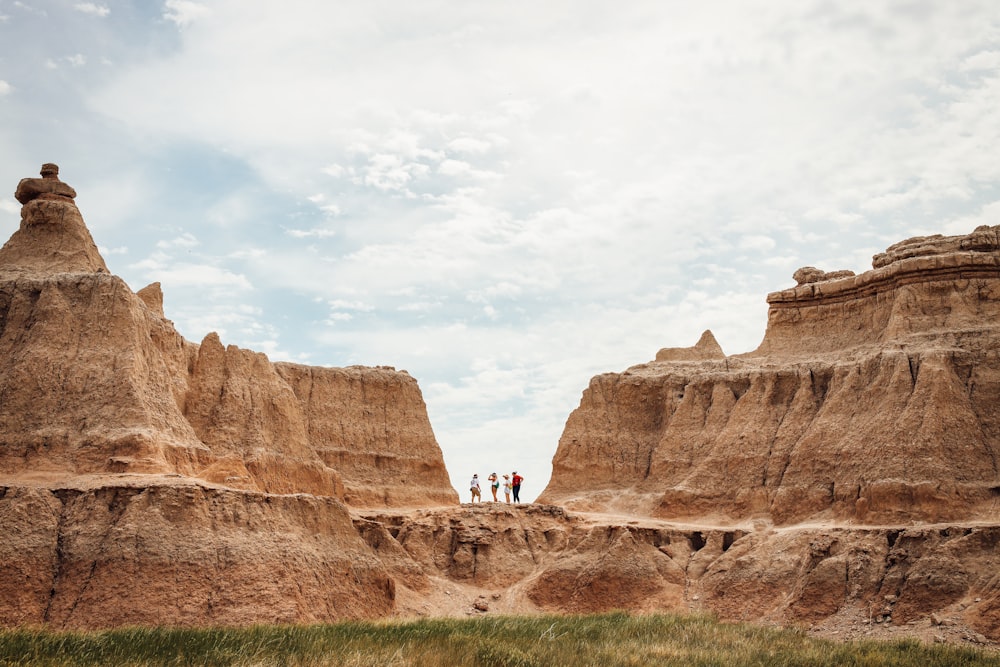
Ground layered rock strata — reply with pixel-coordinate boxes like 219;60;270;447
539;226;1000;526
355;504;1000;641
5;163;999;642
0;164;456;628
0;484;395;628
0;165;456;508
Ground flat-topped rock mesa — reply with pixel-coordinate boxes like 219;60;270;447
539;226;1000;526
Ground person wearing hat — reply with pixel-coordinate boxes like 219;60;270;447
487;472;499;501
511;471;524;503
502;474;512;503
469;474;482;503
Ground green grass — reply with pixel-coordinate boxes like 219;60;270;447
0;612;996;667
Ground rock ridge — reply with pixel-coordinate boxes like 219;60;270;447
4;164;998;645
540;225;1000;527
0;164;457;508
0;163;456;628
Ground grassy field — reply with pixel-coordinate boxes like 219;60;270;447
1;612;997;667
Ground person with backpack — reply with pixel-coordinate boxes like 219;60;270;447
511;471;523;503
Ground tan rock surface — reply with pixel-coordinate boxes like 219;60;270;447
3;164;999;648
539;225;1000;526
0;164;456;629
350;504;1000;645
0;164;457;508
276;363;456;507
0;483;395;628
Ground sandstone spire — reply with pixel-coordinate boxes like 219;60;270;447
0;163;109;276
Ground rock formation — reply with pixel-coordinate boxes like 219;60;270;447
352;503;1000;644
3;163;999;645
0;164;456;628
348;223;1000;644
539;225;1000;527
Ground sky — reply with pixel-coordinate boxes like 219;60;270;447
1;1;999;502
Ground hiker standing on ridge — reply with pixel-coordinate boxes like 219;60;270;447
511;471;523;503
470;474;482;503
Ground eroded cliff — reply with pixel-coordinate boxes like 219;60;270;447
0;164;456;628
0;165;457;508
4;164;999;644
539;226;1000;526
352;504;1000;643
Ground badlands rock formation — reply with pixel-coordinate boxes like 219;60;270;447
527;225;1000;641
0;164;455;628
540;227;1000;527
3;163;999;644
355;504;1000;643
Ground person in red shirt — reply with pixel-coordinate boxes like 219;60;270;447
511;472;524;503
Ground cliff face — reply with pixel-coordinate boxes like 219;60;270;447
0;484;395;628
539;226;1000;526
0;165;455;628
6;164;1000;642
0;166;457;508
276;363;457;507
352;504;1000;643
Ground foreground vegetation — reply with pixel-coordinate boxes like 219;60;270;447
1;612;997;667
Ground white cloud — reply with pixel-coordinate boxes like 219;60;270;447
962;50;1000;71
438;159;472;177
152;263;251;289
66;54;86;67
362;153;428;192
74;3;110;17
285;228;337;239
0;81;11;95
98;245;129;255
156;232;199;249
739;235;777;252
163;0;209;27
327;299;374;311
397;300;442;313
447;137;492;154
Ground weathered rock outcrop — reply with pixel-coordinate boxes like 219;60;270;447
0;165;457;508
277;363;452;507
352;504;1000;642
539;225;1000;527
0;483;396;628
5;163;999;644
0;164;456;628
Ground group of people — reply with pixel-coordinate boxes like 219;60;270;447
469;471;524;503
